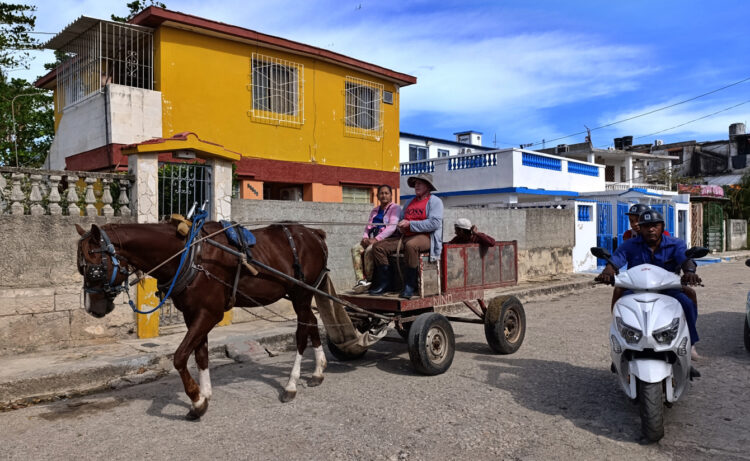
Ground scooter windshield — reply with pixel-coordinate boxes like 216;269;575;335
614;264;682;291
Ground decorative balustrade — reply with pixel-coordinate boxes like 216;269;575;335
400;159;434;176
521;152;562;171
0;167;134;216
447;152;497;170
605;182;670;191
567;161;599;177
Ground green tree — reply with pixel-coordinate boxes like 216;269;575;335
0;2;38;80
111;0;166;22
0;77;53;167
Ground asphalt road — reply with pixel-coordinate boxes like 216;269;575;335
1;261;749;460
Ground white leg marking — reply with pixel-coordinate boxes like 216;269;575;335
284;353;303;393
193;395;206;410
312;345;327;379
198;367;212;400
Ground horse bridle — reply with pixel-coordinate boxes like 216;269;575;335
78;227;132;300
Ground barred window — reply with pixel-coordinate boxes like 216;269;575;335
344;76;383;139
251;53;304;126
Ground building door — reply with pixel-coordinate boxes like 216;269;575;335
616;202;630;247
678;210;687;242
596;201;613;267
703;202;724;251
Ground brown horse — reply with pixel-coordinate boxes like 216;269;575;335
75;220;328;418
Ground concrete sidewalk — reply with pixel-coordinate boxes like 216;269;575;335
2;250;748;411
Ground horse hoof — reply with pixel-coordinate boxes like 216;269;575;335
186;398;209;420
308;376;324;387
280;390;297;403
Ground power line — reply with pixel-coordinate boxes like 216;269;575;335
527;75;750;147
634;99;750;140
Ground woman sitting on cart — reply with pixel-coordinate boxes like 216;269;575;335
350;184;401;292
369;173;444;299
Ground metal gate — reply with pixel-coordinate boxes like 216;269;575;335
616;202;630;247
158;162;212;221
703;202;724;251
596;201;613;267
157;162;212;326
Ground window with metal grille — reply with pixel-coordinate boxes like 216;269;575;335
342;186;372;204
251;53;304;126
344;76;383;139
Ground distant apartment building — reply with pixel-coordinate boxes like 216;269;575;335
399;130;493;163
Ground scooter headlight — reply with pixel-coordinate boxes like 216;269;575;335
653;318;680;344
616;316;642;344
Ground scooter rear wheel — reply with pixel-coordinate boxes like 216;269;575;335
637;380;665;442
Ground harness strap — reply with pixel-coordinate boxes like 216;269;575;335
281;225;304;282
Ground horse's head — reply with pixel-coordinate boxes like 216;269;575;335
75;224;129;318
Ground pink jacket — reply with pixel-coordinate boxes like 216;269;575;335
363;202;402;241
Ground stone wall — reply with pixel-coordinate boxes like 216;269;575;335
0;216;136;356
727;219;747;251
230;199;574;288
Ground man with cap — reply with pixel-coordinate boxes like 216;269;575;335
448;218;496;247
623;203;670;241
370;172;444;299
596;209;702;360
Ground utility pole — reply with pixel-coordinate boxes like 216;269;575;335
11;93;40;167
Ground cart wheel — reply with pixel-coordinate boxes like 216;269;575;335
326;337;367;361
395;321;413;339
407;313;455;375
484;295;526;354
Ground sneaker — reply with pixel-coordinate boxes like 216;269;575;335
352;280;371;293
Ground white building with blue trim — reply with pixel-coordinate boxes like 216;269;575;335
399;138;690;273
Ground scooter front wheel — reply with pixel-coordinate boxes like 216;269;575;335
637;380;665;442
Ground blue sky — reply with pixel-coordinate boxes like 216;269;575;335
19;0;750;149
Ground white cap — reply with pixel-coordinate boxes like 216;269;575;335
455;218;472;230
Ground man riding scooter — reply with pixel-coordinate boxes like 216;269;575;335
596;210;702;361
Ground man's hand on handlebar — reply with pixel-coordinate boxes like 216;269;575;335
681;271;702;286
595;265;616;285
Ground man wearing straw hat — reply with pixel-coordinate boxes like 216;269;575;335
369;172;444;299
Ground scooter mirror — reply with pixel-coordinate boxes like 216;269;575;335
590;247;611;259
685;246;709;259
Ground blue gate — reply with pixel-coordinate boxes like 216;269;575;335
616;202;630;247
597;201;613;267
667;205;675;235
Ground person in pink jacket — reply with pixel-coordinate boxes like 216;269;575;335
351;185;401;292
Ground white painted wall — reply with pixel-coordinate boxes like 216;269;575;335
46;84;162;170
400;149;605;201
572;201;597;272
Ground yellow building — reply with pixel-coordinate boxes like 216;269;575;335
36;7;416;203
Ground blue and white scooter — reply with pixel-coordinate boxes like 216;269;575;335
592;246;707;443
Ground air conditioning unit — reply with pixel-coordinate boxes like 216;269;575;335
382;91;394;105
654;139;664;146
279;187;303;201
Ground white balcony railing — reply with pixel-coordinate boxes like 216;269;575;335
605;182;670;191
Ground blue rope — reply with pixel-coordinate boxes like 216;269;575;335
128;209;208;315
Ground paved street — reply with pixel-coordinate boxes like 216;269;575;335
1;260;749;460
